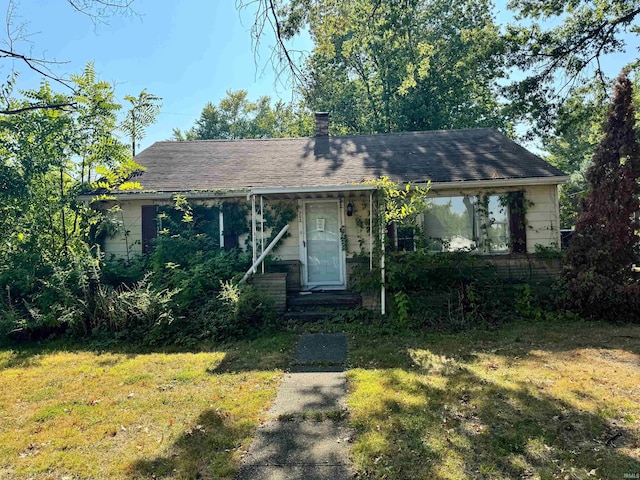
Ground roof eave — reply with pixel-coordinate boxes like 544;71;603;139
425;176;570;190
78;188;250;202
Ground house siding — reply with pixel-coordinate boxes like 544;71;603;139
523;184;561;251
101;184;560;261
102;199;147;259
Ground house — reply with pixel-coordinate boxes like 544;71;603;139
97;113;568;312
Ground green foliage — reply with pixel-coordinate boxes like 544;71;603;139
365;176;430;227
563;73;640;321
543;82;609;227
173;90;313;140
505;0;640;134
121;89;162;156
294;0;510;134
262;201;297;246
354;250;549;331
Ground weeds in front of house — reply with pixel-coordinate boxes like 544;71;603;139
0;333;294;479
345;320;640;479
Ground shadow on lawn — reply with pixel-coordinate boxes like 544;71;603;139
0;331;295;373
128;408;250;479
347;326;640;479
376;367;638;478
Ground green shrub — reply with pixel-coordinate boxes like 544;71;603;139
354;250;547;331
101;254;148;287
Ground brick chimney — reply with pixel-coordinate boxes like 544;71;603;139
315;112;329;136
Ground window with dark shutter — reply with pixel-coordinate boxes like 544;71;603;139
141;205;158;254
508;191;527;253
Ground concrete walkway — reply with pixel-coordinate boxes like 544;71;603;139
236;333;354;480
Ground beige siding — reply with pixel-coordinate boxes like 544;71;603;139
102;199;148;259
523;184;561;251
102;184;561;261
343;196;373;258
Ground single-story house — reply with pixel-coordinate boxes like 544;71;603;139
96;113;568;312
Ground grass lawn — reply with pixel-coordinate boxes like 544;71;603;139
345;320;640;479
0;333;295;479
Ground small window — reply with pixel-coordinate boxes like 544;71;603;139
396;226;416;252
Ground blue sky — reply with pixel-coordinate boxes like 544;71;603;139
8;0;640;152
12;1;307;150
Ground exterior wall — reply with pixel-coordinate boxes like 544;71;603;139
102;199;149;259
101;184;561;263
100;197;238;259
522;184;562;251
265;196;373;262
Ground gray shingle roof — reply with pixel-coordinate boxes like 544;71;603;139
131;128;566;192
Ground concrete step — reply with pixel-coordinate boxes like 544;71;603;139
287;292;361;310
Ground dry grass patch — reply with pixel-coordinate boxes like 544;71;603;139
0;334;294;479
346;320;640;479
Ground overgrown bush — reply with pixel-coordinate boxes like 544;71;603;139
353;250;549;331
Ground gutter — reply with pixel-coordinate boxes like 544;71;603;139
78;189;250;202
424;176;570;190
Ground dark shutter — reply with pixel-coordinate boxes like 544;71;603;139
508;191;527;253
141;205;157;254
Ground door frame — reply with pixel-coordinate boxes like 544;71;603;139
299;199;346;290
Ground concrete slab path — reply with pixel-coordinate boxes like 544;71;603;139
235;333;354;480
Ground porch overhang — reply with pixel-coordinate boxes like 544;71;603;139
248;184;376;199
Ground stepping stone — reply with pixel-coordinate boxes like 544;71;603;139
294;333;348;365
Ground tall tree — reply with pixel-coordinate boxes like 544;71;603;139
244;0;511;134
563;72;640;320
505;0;640;134
0;63;141;266
543;82;609;228
173;90;313;140
121;89;162;156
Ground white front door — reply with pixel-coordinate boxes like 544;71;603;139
302;200;345;288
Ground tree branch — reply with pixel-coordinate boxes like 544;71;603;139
0;102;76;115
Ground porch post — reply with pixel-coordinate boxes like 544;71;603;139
251;194;257;271
369;191;373;271
260;195;265;273
218;206;224;249
380;196;386;316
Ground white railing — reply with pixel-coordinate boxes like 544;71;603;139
239;224;290;284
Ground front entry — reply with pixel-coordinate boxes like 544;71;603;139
301;200;345;289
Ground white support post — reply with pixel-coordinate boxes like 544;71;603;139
380;198;386;316
369;191;373;271
260;195;265;273
251;195;257;270
219;207;224;249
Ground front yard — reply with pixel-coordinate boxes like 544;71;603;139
1;320;639;479
346;320;640;479
0;334;295;479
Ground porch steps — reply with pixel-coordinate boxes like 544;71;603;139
283;291;362;322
